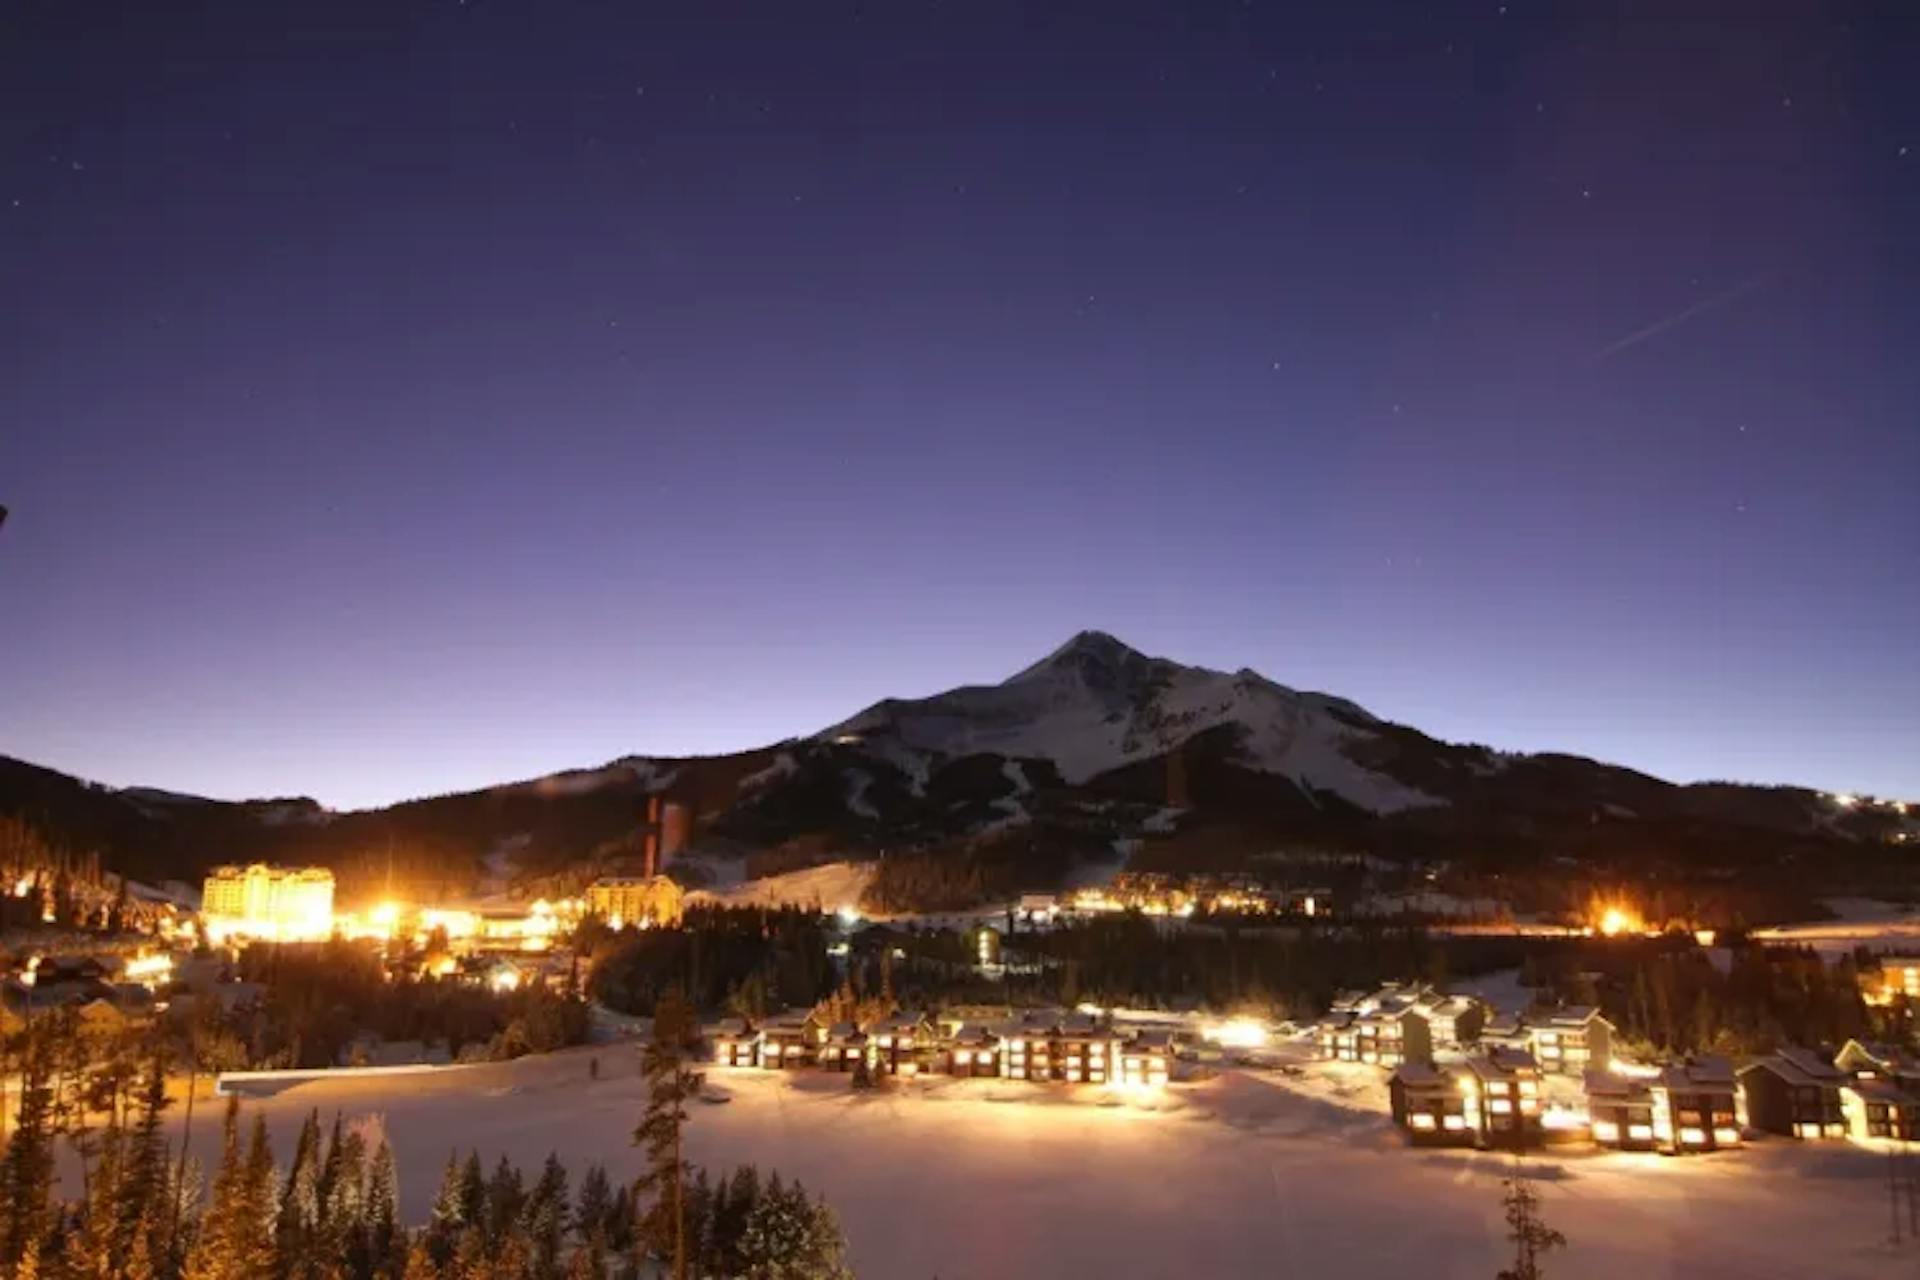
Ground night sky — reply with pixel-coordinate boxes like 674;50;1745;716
3;2;1915;809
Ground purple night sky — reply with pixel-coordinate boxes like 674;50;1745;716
3;3;1915;809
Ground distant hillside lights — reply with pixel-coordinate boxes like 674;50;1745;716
202;864;335;942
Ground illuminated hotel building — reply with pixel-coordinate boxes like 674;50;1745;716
585;875;684;928
202;864;335;940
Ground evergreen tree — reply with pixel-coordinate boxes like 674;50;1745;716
0;1031;58;1271
457;1152;487;1235
634;992;703;1280
364;1141;406;1280
72;1118;126;1280
236;1115;281;1280
521;1154;570;1280
426;1152;469;1269
401;1241;442;1280
1496;1176;1566;1280
279;1110;325;1278
183;1101;243;1280
118;1050;172;1267
735;1174;852;1280
484;1154;526;1251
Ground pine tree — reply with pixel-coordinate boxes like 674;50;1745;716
72;1118;126;1280
400;1240;442;1280
710;1164;760;1275
1496;1175;1567;1280
0;1030;58;1271
634;992;703;1280
426;1151;469;1269
236;1115;281;1280
457;1152;487;1235
118;1049;172;1267
185;1097;244;1280
521;1154;569;1280
365;1141;406;1280
484;1153;525;1251
279;1110;325;1278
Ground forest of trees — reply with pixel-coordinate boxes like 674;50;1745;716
1526;938;1902;1059
585;907;838;1019
0;1008;853;1279
231;941;590;1069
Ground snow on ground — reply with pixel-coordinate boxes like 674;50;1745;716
689;860;876;915
736;752;798;792
1753;899;1920;957
479;833;530;895
127;1047;1918;1280
1140;806;1182;834
843;769;879;820
514;760;677;798
1451;967;1532;1017
979;794;1031;836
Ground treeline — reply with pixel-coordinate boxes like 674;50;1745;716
418;1154;848;1280
233;941;590;1068
585;906;838;1018
1007;916;1475;1016
0;814;169;937
0;1019;852;1279
1531;941;1893;1058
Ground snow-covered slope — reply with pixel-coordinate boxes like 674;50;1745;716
821;631;1440;815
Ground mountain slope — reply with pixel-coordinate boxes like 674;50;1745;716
1;631;1910;904
822;630;1439;814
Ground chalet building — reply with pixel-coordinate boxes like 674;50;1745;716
1526;1007;1613;1076
948;1024;1002;1078
1862;956;1920;1007
1462;1049;1545;1149
1584;1071;1657;1152
1412;991;1487;1051
1389;1063;1475;1146
999;1018;1056;1082
709;1018;761;1068
1739;1048;1847;1140
1118;1033;1174;1088
1840;1076;1920;1142
1651;1057;1743;1153
1835;1039;1920;1089
819;1023;869;1072
869;1014;929;1076
1054;1017;1119;1085
757;1013;823;1069
1316;1002;1433;1068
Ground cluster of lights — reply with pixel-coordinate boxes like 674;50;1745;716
1200;1018;1270;1050
265;897;585;954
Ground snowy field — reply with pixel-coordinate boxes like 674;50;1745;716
96;1045;1920;1279
1753;898;1920;957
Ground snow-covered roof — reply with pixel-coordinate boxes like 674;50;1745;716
1742;1048;1843;1087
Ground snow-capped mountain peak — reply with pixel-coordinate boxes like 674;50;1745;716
821;632;1438;814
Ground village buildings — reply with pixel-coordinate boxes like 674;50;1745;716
705;1006;1174;1091
1739;1048;1848;1140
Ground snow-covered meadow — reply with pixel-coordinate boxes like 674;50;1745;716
115;1045;1920;1279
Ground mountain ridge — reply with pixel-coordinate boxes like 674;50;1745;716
1;631;1910;902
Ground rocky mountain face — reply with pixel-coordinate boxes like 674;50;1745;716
1;632;1908;901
